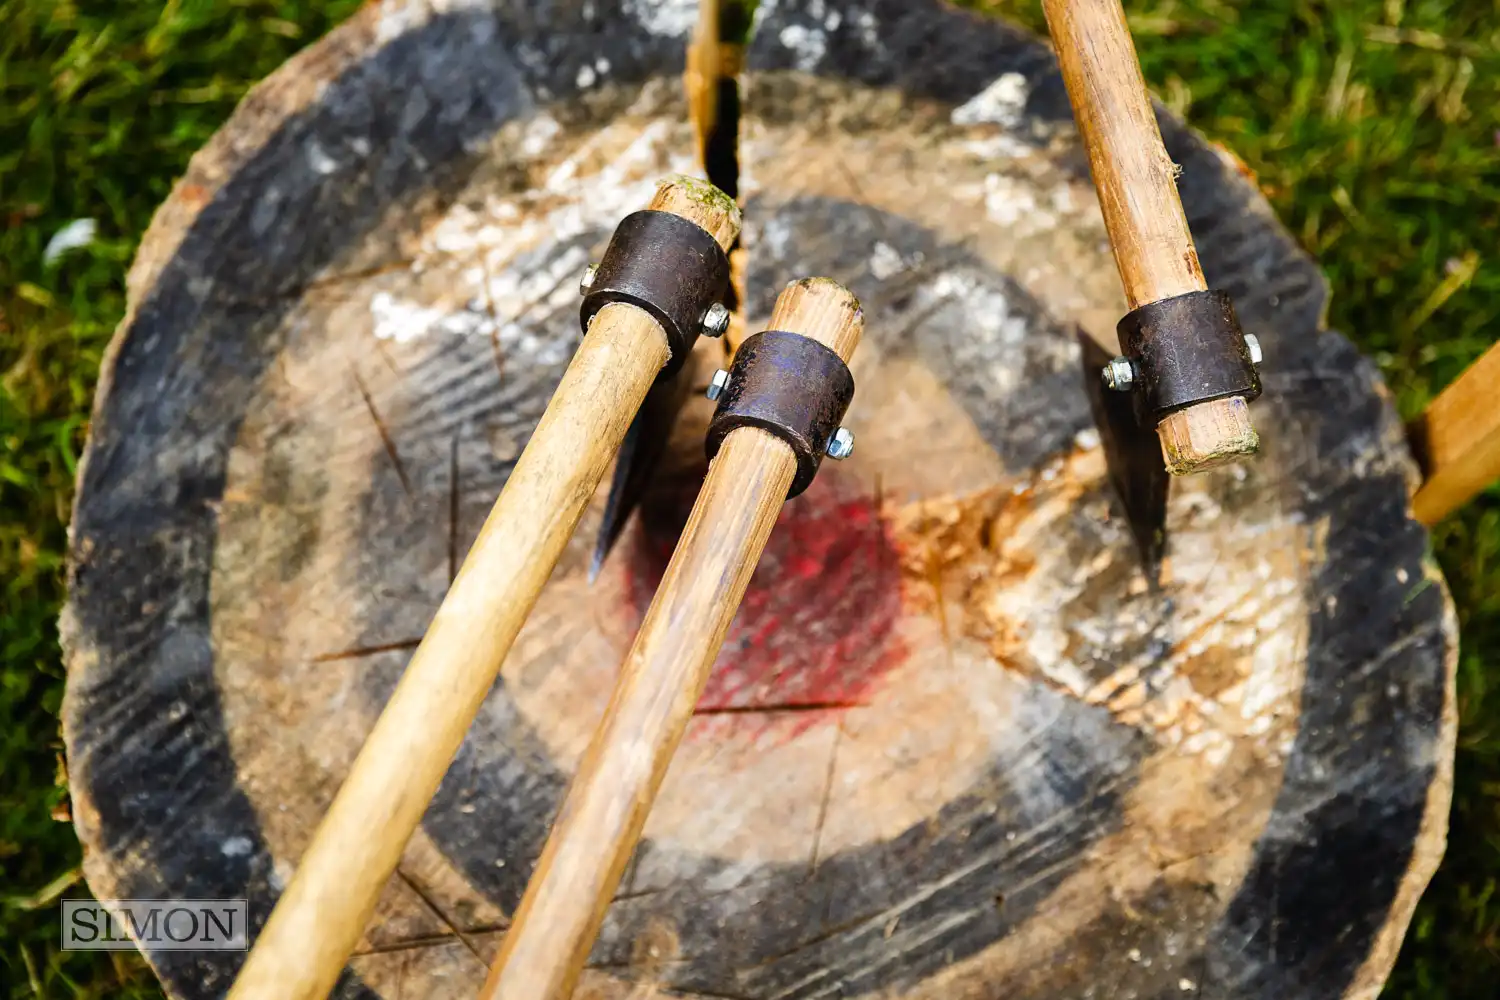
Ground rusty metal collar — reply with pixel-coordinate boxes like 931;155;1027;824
1116;289;1262;419
705;330;855;498
580;210;731;380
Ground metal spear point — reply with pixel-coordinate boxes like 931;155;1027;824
590;301;731;582
1079;330;1170;573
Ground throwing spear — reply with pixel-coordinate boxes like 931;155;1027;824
1044;0;1264;571
478;277;863;1000
227;177;740;1000
590;0;749;577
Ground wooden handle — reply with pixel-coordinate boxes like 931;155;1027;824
478;279;864;1000
686;0;747;165
1411;340;1500;525
227;177;739;1000
1043;0;1256;475
686;0;721;165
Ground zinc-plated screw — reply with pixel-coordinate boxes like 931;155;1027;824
826;427;855;460
1102;357;1135;391
579;263;598;295
1245;334;1263;366
706;368;731;401
702;302;731;337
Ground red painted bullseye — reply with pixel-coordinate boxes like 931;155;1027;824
625;467;906;741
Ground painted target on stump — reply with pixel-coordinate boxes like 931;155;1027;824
62;2;1455;999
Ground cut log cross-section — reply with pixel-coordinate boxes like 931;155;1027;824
62;3;1455;1000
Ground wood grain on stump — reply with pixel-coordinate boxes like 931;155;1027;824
61;2;1456;1000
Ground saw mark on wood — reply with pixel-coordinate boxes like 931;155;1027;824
350;924;508;957
609;885;665;905
691;701;868;717
659;989;755;1000
582;956;690;973
310;637;422;662
374;337;401;377
806;721;844;877
395;866;487;966
395;950;410;1000
474;246;507;387
353;367;413;498
616;870;794;916
746;904;895;973
795;908;988;1000
305;259;415;292
615;847;645;903
448;430;461;584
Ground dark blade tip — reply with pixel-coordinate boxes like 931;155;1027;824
590;378;690;581
1076;328;1170;575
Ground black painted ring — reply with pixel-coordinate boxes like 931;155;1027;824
580;210;731;379
1117;288;1262;417
705;330;855;498
60;3;1451;996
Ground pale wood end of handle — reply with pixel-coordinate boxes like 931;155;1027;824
649;174;741;252
766;276;864;362
1157;396;1258;475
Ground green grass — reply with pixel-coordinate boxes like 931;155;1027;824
1;0;1496;996
0;3;364;995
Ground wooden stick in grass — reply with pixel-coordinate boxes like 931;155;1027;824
477;278;863;1000
1043;0;1258;474
226;177;739;1000
1411;340;1500;525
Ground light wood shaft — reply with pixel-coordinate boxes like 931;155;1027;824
479;428;794;1000
1412;341;1500;525
1042;0;1205;308
686;0;721;164
227;178;738;1000
1044;0;1257;475
479;279;863;1000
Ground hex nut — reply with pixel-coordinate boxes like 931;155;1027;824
826;427;855;460
706;368;731;401
702;302;731;337
1102;357;1135;391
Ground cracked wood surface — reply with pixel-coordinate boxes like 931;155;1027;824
61;2;1454;1000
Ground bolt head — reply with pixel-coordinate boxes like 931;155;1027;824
706;368;731;401
579;263;598;295
1102;357;1135;391
702;302;731;337
826;427;855;460
1244;333;1263;366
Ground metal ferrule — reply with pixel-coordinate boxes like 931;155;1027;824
705;330;856;498
579;210;731;380
1116;289;1262;419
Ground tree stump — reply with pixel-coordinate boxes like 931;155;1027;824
61;2;1456;999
